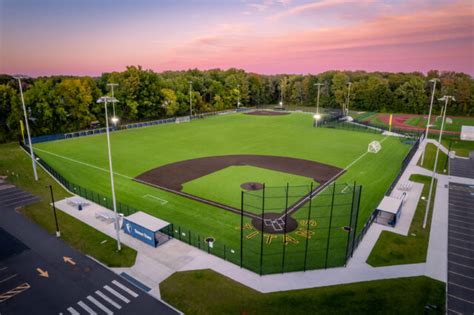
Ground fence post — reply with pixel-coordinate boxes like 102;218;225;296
189;230;191;244
344;182;357;264
259;184;265;276
324;182;336;269
303;182;313;271
198;235;201;249
281;183;289;273
240;191;244;268
224;245;226;260
178;226;181;240
350;186;362;257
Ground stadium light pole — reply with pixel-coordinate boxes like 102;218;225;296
420;78;439;166
314;83;324;116
14;75;38;181
422;95;454;229
345;82;352;117
189;81;193;116
97;96;122;251
237;84;240;108
107;83;119;120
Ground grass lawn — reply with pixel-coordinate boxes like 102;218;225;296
366;175;436;267
0;143;137;267
33;112;410;273
405;116;425;128
418;143;449;174
160;269;445;315
182;165;317;212
441;138;474;157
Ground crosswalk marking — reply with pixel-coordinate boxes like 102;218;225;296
67;307;80;315
78;300;97;315
96;290;121;309
87;295;113;315
104;285;130;303
112;280;139;298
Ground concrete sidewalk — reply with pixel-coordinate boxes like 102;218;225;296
53;138;471;295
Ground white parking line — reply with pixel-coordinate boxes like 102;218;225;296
96;290;121;309
450;244;474;253
450;282;474;292
447;308;462;315
104;285;130;303
67;307;80;315
449;252;474;261
449;270;474;280
448;294;474;305
77;301;97;315
87;295;113;315
449;235;474;244
449;224;472;232
449;230;473;238
112;280;138;298
0;274;17;283
449;218;474;226
449;260;474;270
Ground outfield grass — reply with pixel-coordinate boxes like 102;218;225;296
160;269;445;315
33;113;410;273
406;116;474;133
418;143;449;174
0;143;137;267
366;175;436;267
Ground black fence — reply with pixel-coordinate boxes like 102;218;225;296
29;108;250;144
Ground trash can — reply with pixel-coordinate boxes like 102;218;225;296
78;204;82;211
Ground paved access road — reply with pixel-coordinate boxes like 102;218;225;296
0;181;180;315
447;183;474;315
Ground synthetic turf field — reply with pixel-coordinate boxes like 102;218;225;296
34;112;411;273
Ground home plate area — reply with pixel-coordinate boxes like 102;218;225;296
264;218;285;232
252;212;298;234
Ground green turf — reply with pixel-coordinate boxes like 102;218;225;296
33;112;411;273
366;175;436;267
160;269;445;315
417;143;449;174
182;165;317;213
0;143;137;267
405;116;425;128
441;139;474;157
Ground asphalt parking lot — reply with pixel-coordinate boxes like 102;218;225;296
447;183;474;315
0;180;180;314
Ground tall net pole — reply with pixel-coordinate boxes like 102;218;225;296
303;182;313;271
259;184;265;275
281;183;289;273
324;182;336;269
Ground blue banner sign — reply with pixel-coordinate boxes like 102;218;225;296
123;219;157;247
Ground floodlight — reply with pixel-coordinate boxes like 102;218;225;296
313;114;321;120
111;116;119;124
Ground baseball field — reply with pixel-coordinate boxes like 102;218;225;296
33;111;411;273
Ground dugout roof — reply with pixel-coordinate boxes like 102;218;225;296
377;196;403;214
125;211;170;232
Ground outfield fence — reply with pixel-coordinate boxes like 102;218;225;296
29;108;252;144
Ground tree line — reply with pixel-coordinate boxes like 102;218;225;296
0;67;472;142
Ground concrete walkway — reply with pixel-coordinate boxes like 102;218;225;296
53;138;473;295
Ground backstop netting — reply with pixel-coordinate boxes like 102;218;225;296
240;182;361;275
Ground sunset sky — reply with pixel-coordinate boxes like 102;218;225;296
1;0;473;76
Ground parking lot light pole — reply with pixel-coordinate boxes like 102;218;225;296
422;95;454;229
48;185;60;237
14;75;38;181
97;96;122;251
420;78;439;166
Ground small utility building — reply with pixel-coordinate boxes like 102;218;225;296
375;196;403;227
123;211;172;247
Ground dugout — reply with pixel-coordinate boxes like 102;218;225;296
123;211;172;247
375;196;403;227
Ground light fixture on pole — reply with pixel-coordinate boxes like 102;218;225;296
237;84;240;108
345;82;352;117
14;75;38;181
314;83;324;124
189;81;193;117
97;96;122;251
422;95;454;229
420;78;439;166
107;83;119;122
